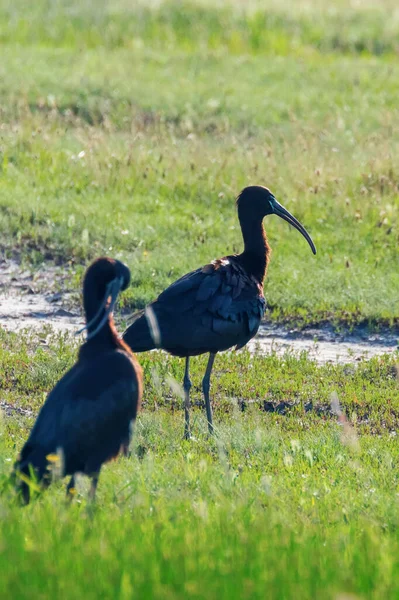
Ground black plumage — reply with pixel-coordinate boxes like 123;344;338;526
123;186;316;438
128;258;265;357
14;257;142;503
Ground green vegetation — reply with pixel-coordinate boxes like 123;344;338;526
1;1;399;598
1;329;399;598
1;327;399;434
0;0;398;325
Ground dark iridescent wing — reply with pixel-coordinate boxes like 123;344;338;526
19;365;80;459
124;256;266;355
157;267;204;301
20;353;139;471
58;378;138;469
155;256;265;335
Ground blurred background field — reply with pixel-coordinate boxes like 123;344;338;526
0;0;399;325
1;1;399;598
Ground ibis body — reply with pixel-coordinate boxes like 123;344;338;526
14;257;142;503
123;186;316;437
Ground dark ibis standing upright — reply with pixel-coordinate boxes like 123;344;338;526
14;257;142;503
123;186;316;438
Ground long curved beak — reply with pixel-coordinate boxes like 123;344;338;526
75;277;123;340
270;197;316;255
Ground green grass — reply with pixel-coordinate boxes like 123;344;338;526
1;328;399;598
2;421;399;599
1;1;399;597
0;0;398;326
1;327;399;434
1;0;399;56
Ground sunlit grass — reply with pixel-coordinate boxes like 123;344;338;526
0;0;398;56
0;3;398;325
1;52;399;323
1;327;399;598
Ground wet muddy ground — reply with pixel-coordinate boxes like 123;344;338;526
247;323;399;365
1;259;398;365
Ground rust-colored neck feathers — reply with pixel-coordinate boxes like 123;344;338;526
239;215;271;284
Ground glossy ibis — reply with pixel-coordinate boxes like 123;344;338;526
123;186;316;438
14;257;142;503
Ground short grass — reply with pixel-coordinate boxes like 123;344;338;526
0;0;398;326
1;328;399;598
0;332;399;599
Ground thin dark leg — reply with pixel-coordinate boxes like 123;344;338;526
89;472;100;501
202;353;216;435
121;440;130;458
66;475;76;501
183;356;192;440
121;421;134;457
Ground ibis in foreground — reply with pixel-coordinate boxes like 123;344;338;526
123;186;316;438
14;257;142;503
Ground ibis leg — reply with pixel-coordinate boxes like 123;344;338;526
89;472;100;501
66;475;76;500
183;357;192;439
202;353;216;435
121;440;130;458
121;421;134;457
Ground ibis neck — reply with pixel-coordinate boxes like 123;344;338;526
239;216;270;283
79;315;124;359
82;292;121;352
88;317;116;346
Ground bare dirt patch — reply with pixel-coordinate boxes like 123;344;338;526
249;322;399;365
0;259;82;333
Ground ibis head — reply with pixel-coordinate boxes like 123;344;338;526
82;258;131;339
83;257;130;302
236;186;316;255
